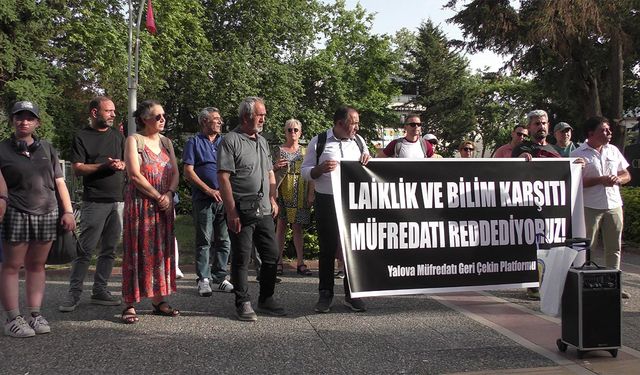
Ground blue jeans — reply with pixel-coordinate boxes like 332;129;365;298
193;199;231;283
69;201;124;296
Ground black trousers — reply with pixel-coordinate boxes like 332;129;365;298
314;192;351;299
229;216;279;306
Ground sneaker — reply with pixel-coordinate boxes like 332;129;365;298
212;279;234;293
622;290;630;299
257;297;287;316
334;270;345;279
314;291;333;313
90;291;122;306
235;302;258;322
27;314;51;334
4;316;36;338
176;268;184;279
198;278;213;297
59;294;80;312
344;297;367;312
526;287;540;300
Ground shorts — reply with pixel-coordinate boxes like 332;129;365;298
1;206;58;243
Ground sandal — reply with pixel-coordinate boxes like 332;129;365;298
152;301;180;317
121;306;139;324
296;264;312;276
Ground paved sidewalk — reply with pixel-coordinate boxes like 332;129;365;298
0;247;639;374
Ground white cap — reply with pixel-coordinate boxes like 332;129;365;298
423;134;438;143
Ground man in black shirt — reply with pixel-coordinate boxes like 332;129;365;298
512;110;561;159
59;97;125;312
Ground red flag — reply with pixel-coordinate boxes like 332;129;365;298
145;0;157;35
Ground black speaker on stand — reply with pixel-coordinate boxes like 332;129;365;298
555;239;621;358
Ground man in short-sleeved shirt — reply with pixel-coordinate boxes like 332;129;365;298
301;105;370;313
494;125;528;158
571;116;630;298
378;115;433;158
60;97;125;312
183;107;232;296
218;96;285;321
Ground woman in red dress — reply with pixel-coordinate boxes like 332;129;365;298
121;100;180;323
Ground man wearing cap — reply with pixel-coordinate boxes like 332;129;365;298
59;96;125;312
494;125;529;158
423;134;443;158
552;122;577;157
377;115;433;158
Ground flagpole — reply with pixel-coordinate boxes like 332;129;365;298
127;0;147;137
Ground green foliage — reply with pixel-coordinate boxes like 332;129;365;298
471;73;540;155
621;187;640;244
446;0;640;145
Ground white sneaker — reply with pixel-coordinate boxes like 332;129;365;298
176;268;184;279
4;316;36;338
198;278;213;297
212;279;234;293
27;314;51;334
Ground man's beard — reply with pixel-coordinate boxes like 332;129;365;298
534;130;547;141
96;118;112;129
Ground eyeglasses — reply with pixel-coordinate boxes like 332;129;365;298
149;113;165;121
287;128;300;133
516;132;529;138
462;147;475;152
428;139;438;145
406;123;421;127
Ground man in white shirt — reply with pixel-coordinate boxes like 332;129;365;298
301;106;370;313
571;116;631;298
377;115;433;158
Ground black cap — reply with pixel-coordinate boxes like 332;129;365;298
11;101;40;119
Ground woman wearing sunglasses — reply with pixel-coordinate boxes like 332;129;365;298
273;119;314;276
121;100;180;323
458;140;476;158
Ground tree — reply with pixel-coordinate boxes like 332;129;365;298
401;20;476;155
0;1;70;141
446;0;640;147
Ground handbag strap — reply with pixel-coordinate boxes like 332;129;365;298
256;137;264;198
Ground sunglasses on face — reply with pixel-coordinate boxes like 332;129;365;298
148;113;165;121
406;123;421;127
462;147;474;152
286;128;300;133
516;132;528;137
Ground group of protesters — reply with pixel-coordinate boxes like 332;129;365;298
0;97;631;337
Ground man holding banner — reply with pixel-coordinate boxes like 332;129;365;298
301;106;370;313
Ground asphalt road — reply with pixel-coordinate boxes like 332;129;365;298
0;245;639;374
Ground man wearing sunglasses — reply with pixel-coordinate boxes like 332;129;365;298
377;115;433;158
494;125;529;158
552;122;577;157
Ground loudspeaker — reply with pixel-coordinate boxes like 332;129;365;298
560;266;621;357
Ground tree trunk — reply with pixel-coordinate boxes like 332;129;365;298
610;32;625;149
583;74;601;119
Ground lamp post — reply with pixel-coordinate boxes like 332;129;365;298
127;0;147;136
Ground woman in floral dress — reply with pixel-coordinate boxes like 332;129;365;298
273;119;314;276
121;100;180;323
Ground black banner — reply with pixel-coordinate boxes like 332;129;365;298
334;159;584;297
